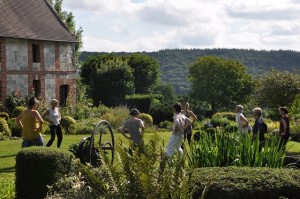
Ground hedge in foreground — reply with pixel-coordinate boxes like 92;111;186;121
15;147;75;199
191;167;300;199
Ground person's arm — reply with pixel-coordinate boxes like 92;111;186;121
33;111;44;132
41;109;52;124
281;119;287;136
140;120;145;135
240;115;249;128
189;110;197;124
118;123;131;140
16;112;23;129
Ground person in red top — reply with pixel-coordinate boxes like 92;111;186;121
279;107;290;147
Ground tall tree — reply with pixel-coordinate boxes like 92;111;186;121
189;56;255;112
127;53;160;94
257;69;300;108
48;0;83;68
81;54;135;107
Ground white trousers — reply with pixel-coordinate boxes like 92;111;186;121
166;134;183;157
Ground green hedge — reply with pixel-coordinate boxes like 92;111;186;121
125;94;152;113
15;147;75;199
212;112;236;121
191;167;300;199
60;116;76;134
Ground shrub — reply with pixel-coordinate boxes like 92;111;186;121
212;112;236;121
139;113;153;127
7;118;22;137
204;127;217;135
191;167;300;199
210;117;231;127
60;116;76;134
15;147;75;199
224;124;238;133
290;125;300;142
75;123;94;135
12;106;26;117
0;112;9;120
159;120;173;129
100;106;129;129
0;118;11;138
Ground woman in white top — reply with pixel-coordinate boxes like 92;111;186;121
235;105;251;134
42;99;62;148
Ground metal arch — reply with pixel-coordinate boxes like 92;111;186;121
89;120;115;164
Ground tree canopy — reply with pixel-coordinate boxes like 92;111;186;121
189;56;255;112
257;69;300;109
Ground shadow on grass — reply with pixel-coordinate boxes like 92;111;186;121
0;154;17;158
0;166;15;173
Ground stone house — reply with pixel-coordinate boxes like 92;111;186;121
0;0;77;106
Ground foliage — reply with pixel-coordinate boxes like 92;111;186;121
60;116;76;134
15;147;75;199
188;132;286;168
159;120;173;129
290;94;300;119
0;112;9;120
191;167;300;199
0;118;11;138
125;94;152;113
8;117;22;137
290;121;300;142
257;69;300;109
0;175;15;198
189;56;255;112
12;106;26;117
212;112;236;121
81;54;135;107
47;134;193;199
139;113;153;127
47;0;83;67
127;53;160;94
210;117;231;128
100;106;129;129
5;90;35;114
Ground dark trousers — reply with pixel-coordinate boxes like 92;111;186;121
46;124;63;148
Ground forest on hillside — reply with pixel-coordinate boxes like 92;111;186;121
79;49;300;94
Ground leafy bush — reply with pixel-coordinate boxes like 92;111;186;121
0;175;15;198
159;120;173;129
191;167;300;199
188;132;286;168
60;116;76;134
100;106;129;129
210;117;231;127
15;147;75;199
7;118;22;137
75;123;94;135
47;134;193;199
290;125;300;142
12;106;26;117
139;113;153;127
224;124;238;133
204;127;217;135
212;112;236;121
0;118;11;138
0;112;9;120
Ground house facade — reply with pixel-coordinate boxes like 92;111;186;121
0;0;77;106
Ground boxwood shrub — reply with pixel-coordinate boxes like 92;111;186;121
15;147;75;199
212;112;236;121
60;116;76;134
191;167;300;199
0;117;11;137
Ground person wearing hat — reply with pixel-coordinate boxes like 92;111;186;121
16;97;44;147
42;99;63;148
119;108;145;146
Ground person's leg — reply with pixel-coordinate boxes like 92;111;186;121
187;133;192;145
175;137;184;156
46;125;56;147
56;125;63;148
166;135;178;157
32;136;45;146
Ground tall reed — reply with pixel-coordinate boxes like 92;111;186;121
188;130;285;168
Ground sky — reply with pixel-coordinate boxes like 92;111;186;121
63;0;300;52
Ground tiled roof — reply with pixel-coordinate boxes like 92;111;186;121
0;0;77;42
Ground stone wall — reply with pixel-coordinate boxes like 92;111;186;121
6;38;28;71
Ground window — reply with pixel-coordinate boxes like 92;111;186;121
60;85;69;107
33;80;41;97
32;44;40;63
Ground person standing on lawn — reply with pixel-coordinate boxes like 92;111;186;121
16;97;44;148
235;104;251;134
166;102;191;158
42;99;63;148
182;102;197;145
279;107;290;147
252;107;266;152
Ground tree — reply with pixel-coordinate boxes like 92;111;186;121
189;56;255;112
127;53;160;94
48;0;83;67
257;69;300;109
81;54;135;107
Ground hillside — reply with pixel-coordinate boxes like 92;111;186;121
79;49;300;94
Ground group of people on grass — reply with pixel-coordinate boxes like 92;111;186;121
16;96;290;159
236;105;290;150
16;97;62;148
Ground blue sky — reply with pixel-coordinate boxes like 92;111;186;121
63;0;300;52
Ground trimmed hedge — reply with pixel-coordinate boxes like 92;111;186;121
15;147;75;199
191;167;300;199
212;112;236;121
139;113;153;127
60;116;76;134
0;117;11;137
